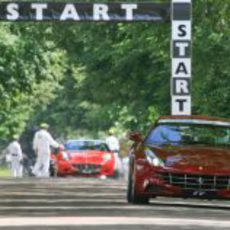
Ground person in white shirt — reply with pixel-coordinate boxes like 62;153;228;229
32;123;59;178
6;135;23;178
106;130;122;177
106;131;120;154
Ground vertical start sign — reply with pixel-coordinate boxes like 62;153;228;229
171;0;192;115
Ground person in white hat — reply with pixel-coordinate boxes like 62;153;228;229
32;123;59;178
6;134;23;178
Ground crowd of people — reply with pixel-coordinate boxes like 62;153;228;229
4;123;59;178
3;124;129;179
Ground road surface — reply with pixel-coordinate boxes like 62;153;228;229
0;177;229;230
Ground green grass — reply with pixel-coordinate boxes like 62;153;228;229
0;166;11;177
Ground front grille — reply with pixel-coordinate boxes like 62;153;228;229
158;172;230;191
74;164;101;173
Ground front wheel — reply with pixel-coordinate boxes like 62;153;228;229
127;166;149;204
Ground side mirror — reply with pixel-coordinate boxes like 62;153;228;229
127;132;143;143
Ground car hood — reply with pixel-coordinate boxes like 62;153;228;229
149;144;230;172
67;150;109;164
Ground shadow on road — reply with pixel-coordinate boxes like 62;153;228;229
149;198;230;211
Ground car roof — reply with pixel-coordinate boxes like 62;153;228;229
66;139;106;144
157;115;230;127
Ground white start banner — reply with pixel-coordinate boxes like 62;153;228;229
171;0;192;115
0;2;170;22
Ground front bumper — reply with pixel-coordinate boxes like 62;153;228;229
135;164;230;199
143;177;230;199
58;161;115;177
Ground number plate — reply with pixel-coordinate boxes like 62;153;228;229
82;169;92;174
183;190;217;198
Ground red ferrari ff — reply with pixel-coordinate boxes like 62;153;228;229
55;140;116;177
127;116;230;204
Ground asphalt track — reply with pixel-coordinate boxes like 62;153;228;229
0;177;229;230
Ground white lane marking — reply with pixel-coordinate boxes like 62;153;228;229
0;179;126;185
0;217;229;227
0;206;154;210
0;185;126;189
0;193;125;197
0;198;125;203
0;205;229;212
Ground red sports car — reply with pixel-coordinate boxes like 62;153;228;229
127;115;230;204
54;140;116;177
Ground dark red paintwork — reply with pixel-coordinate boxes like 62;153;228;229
128;115;230;202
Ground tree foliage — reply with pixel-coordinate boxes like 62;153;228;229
0;0;229;149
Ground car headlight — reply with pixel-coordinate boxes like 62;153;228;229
103;153;112;161
61;151;70;161
145;149;165;167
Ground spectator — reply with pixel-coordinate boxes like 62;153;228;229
32;123;59;178
106;130;122;178
6;135;23;178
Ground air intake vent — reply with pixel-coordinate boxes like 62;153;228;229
157;172;230;191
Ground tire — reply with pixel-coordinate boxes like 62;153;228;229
127;165;149;204
49;161;57;177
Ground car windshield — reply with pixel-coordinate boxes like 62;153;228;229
64;140;110;151
145;123;230;146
